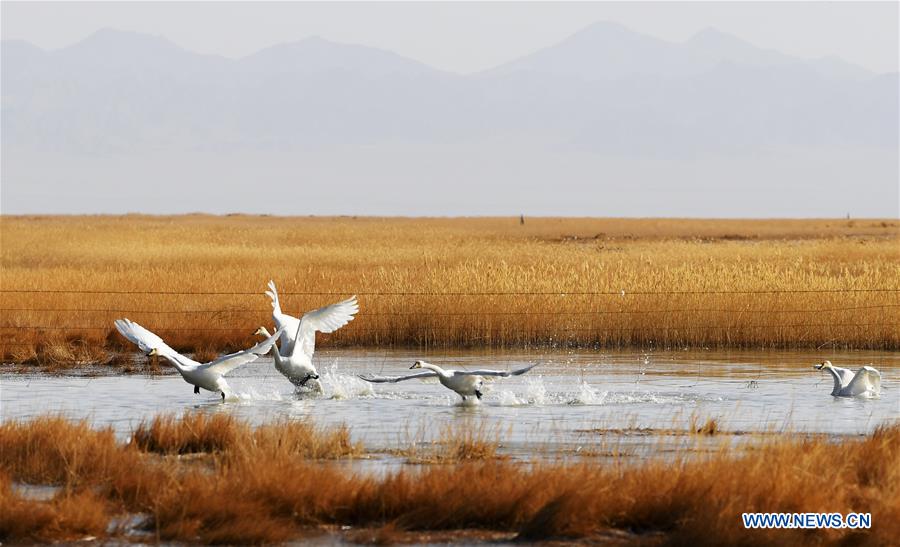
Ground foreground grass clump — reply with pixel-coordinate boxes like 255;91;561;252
133;413;361;459
1;215;898;365
397;422;504;464
1;414;898;544
0;416;140;486
0;473;110;544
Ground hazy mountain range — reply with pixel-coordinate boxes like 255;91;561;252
2;23;897;216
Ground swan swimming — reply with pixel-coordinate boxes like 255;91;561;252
359;360;538;401
814;361;882;397
114;318;283;400
255;280;358;391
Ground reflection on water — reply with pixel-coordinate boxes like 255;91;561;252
2;348;898;462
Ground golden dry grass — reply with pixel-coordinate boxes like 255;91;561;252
2;215;898;365
132;412;361;459
0;414;897;544
392;422;504;464
0;473;111;544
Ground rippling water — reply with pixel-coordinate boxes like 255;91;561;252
2;349;897;462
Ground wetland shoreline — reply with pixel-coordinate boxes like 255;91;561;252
1;413;898;545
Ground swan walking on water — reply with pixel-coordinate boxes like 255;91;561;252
814;361;882;397
360;360;538;401
255;281;358;391
114;318;283;401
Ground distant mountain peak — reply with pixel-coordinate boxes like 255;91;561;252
1;38;46;52
74;27;178;50
487;21;871;81
567;20;669;46
688;27;734;42
241;35;442;77
576;20;635;35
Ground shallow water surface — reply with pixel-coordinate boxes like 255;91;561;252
2;349;898;462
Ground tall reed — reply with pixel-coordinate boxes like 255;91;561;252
2;215;898;364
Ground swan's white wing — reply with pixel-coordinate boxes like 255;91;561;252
114;319;199;369
291;296;359;359
359;371;438;383
846;366;882;395
203;327;284;376
265;280;301;353
832;366;855;387
456;363;539;377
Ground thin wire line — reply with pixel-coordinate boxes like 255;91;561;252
1;288;898;295
1;323;896;332
1;304;896;315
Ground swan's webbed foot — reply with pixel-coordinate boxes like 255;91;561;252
475;390;483;400
461;395;467;401
220;392;225;401
194;385;200;395
297;374;320;387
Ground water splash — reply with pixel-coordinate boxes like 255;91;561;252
320;364;374;400
495;389;527;406
234;386;286;402
453;396;482;408
567;381;608;405
525;376;549;405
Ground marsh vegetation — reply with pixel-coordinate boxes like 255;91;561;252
2;216;897;367
1;414;897;544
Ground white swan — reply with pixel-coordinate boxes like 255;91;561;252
359;360;538;401
255;281;358;391
814;361;882;397
115;318;283;400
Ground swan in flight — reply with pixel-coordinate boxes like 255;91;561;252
255;280;358;390
359;360;538;401
814;361;882;397
114;318;283;400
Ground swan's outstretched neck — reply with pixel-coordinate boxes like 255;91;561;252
819;365;843;395
418;362;450;378
272;350;288;375
158;353;188;373
265;280;283;315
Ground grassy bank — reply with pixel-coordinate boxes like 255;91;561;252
1;215;898;366
0;414;897;544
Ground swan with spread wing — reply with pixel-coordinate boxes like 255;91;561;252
115;318;282;401
360;360;538;401
814;361;882;398
255;281;359;391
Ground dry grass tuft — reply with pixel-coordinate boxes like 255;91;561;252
190;345;223;364
132;413;362;459
132;413;242;455
0;473;110;543
0;416;139;486
248;420;361;460
399;423;504;464
692;416;721;436
5;339;122;372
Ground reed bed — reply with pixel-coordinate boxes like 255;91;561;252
2;215;898;365
132;412;360;459
0;414;897;544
